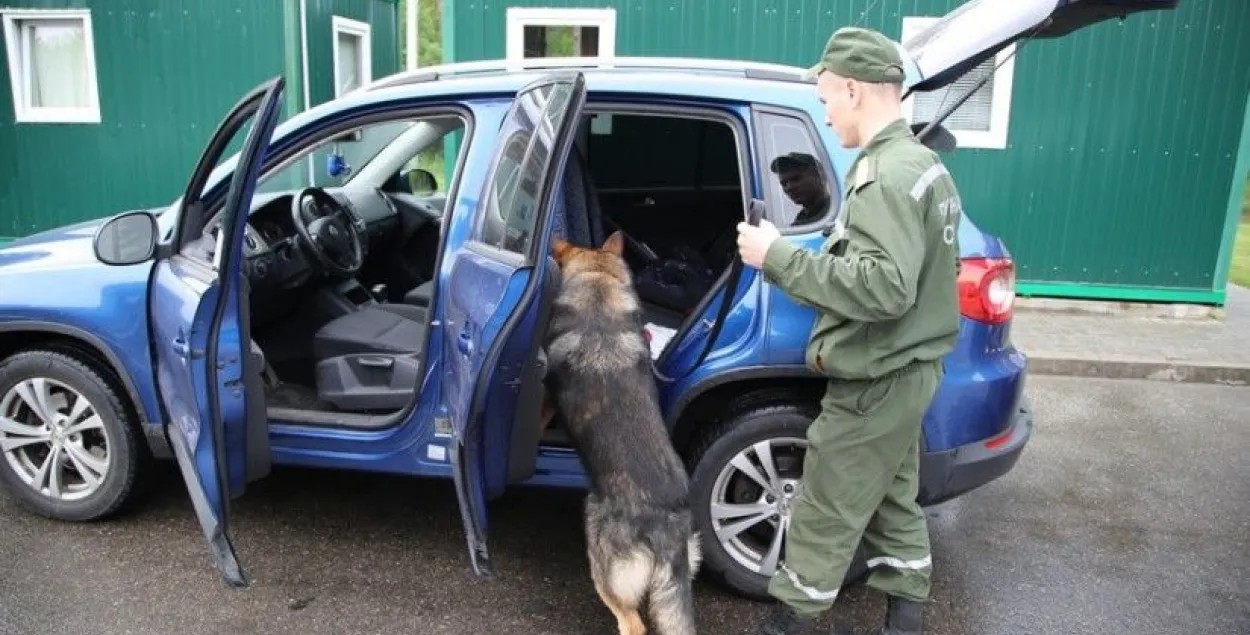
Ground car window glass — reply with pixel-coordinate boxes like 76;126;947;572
585;114;737;190
757;112;835;229
477;82;575;256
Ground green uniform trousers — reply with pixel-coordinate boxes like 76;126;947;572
767;359;941;617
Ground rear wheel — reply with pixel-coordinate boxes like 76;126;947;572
0;349;146;521
687;403;868;600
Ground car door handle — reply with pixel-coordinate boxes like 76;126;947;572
457;330;474;356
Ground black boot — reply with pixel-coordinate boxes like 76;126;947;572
758;602;818;635
881;595;924;635
830;596;924;635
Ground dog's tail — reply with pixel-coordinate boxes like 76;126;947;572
647;533;701;635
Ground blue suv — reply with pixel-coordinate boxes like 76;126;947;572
0;0;1174;598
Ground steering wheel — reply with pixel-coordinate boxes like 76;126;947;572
290;187;364;277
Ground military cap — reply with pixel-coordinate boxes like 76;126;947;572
769;152;820;173
805;26;906;84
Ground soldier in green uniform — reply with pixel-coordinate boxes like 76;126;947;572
735;26;964;635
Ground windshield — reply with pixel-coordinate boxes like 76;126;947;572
255;120;415;195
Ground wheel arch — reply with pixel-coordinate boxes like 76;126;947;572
0;321;167;458
667;365;827;454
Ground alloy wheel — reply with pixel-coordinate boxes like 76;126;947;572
708;436;808;577
0;377;112;502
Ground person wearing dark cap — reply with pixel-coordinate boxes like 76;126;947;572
735;26;964;635
770;152;832;227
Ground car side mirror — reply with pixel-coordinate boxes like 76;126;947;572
404;168;438;194
93;210;158;266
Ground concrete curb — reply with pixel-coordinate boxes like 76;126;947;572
1015;297;1224;321
1028;356;1250;386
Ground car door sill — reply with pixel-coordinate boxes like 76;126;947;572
265;406;411;430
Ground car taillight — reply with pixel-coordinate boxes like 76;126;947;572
958;257;1015;324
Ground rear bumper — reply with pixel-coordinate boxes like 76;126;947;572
918;395;1033;506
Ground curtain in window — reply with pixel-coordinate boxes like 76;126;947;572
24;19;90;109
337;32;361;94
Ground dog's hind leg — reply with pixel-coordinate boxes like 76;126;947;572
588;541;651;635
589;555;649;635
592;572;647;635
646;561;698;635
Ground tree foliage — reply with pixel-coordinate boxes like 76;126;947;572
398;0;443;67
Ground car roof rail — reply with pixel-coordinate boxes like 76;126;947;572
358;56;815;93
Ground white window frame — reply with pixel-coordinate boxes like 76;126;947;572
504;7;617;70
900;15;1015;150
2;8;101;124
331;15;372;98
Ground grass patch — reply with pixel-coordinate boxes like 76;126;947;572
1232;177;1250;288
1233;218;1250;289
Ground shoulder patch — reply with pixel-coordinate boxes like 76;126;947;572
850;157;877;192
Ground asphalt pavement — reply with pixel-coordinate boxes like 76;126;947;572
1;376;1248;635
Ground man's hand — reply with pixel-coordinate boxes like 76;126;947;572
736;219;782;269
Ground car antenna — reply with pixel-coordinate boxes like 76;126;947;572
914;17;1052;144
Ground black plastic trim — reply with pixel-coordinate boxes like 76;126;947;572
917;397;1034;506
506;260;559;484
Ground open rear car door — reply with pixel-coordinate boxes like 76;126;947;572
148;77;284;587
901;0;1180;132
441;72;588;577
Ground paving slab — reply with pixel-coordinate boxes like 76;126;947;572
1011;284;1250;384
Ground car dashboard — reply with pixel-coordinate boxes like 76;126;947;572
192;185;445;292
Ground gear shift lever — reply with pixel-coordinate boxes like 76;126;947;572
370;283;388;302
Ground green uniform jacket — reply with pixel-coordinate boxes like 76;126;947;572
762;118;962;381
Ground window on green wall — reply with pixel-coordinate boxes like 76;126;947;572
332;16;373;96
900;15;1016;150
1;9;101;124
505;8;616;67
523;25;599;58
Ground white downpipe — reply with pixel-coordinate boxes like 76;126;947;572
406;0;419;70
299;0;313;184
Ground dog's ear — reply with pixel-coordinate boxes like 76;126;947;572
602;231;625;257
552;237;574;263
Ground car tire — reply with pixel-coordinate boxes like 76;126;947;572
687;403;868;601
0;349;147;522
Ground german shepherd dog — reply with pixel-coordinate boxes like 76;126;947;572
544;231;701;635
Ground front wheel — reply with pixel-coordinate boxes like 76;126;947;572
687;404;867;600
0;349;147;521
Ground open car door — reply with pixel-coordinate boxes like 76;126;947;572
441;71;588;577
149;76;284;587
901;0;1179;96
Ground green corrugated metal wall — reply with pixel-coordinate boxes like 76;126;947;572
0;0;287;241
0;0;398;243
446;0;1250;303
